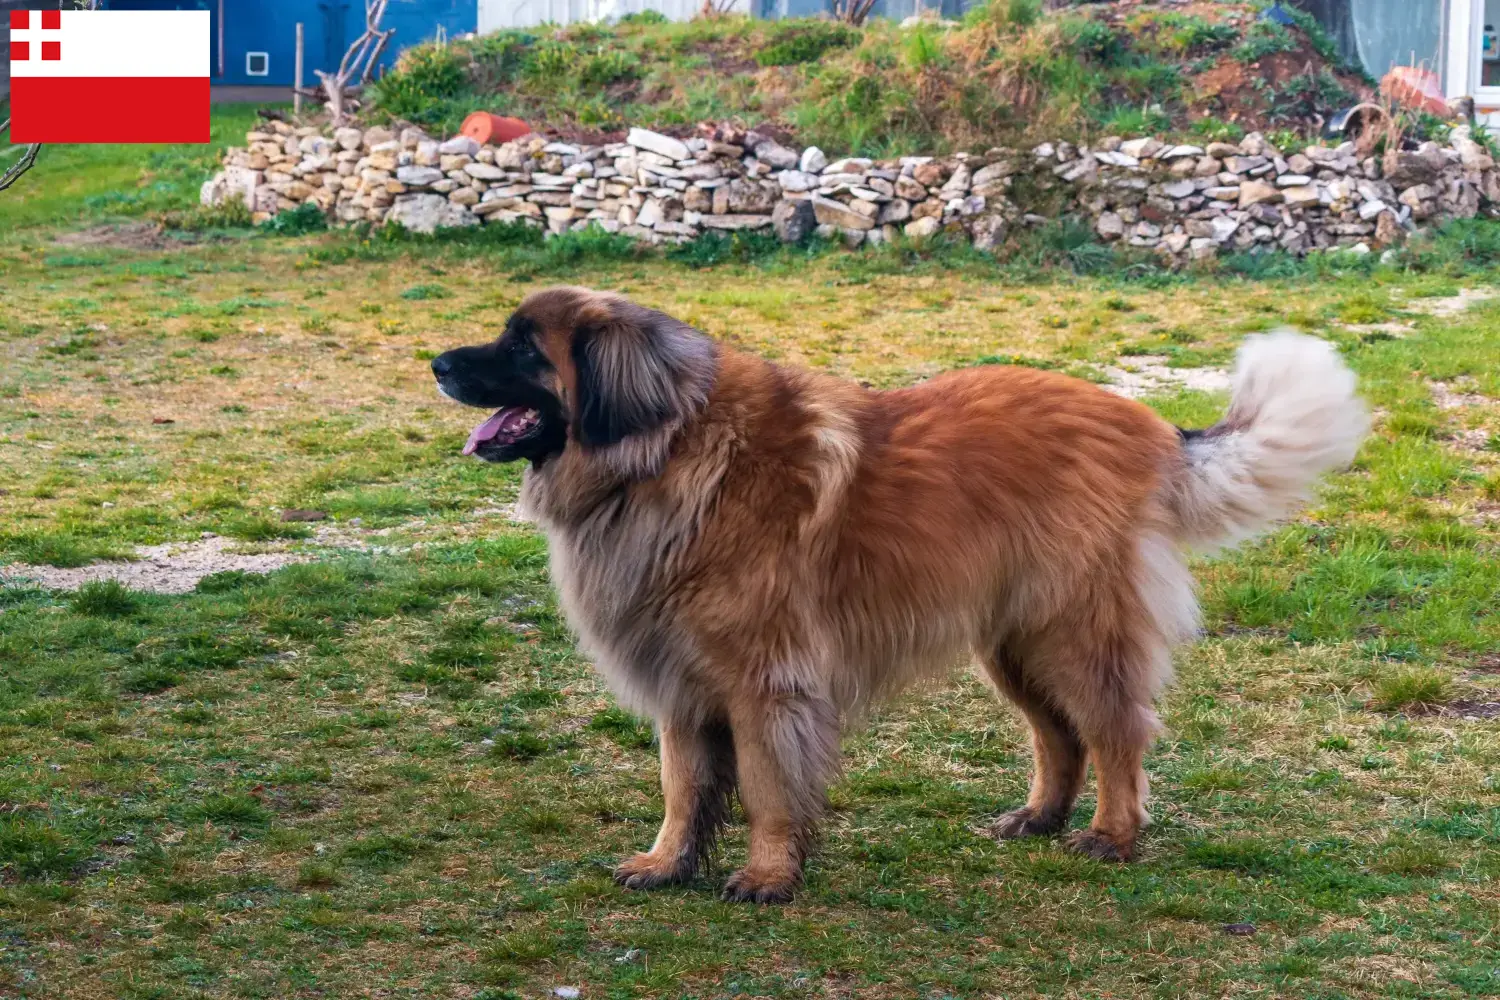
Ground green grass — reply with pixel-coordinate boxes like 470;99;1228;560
2;145;1500;996
0;103;274;230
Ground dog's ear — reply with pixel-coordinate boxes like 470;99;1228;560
570;298;716;449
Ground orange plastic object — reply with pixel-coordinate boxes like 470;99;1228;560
460;112;531;145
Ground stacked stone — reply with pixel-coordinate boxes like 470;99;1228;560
779;143;1016;250
203;119;1500;262
1069;129;1497;259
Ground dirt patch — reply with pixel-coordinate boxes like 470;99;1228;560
540;123;629;145
1465;501;1500;526
0;508;528;594
1450;428;1495;453
0;522;392;595
52;223;202;252
1189;44;1373;133
0;535;316;595
1467;653;1500;673
1099;356;1232;399
1439;700;1500;720
1405;288;1497;318
1428;378;1494;411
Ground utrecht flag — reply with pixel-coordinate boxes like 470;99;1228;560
8;10;210;143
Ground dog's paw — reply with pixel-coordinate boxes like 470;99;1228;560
988;806;1067;840
720;867;797;905
1064;829;1134;862
612;851;692;890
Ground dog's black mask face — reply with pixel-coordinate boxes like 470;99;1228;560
432;314;568;465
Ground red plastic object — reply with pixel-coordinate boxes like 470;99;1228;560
1381;67;1448;116
461;112;531;145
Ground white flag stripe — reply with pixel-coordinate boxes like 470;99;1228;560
11;10;209;78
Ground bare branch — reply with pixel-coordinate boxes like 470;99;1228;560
832;0;878;26
318;0;393;126
0;145;42;192
361;30;395;85
3;1;98;192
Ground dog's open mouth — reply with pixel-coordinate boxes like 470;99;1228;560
463;406;542;455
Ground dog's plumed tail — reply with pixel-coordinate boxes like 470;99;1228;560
1164;331;1368;551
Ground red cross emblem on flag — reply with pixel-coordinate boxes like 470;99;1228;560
8;9;211;143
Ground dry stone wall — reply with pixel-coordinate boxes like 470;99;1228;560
203;119;1500;262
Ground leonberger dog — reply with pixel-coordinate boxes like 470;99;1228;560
433;286;1365;903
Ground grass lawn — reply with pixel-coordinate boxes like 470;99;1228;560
0;103;269;231
1;144;1500;998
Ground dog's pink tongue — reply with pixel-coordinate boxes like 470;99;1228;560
463;410;507;456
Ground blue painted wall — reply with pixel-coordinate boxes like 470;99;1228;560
101;0;476;86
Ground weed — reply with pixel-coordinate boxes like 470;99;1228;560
223;517;311;542
490;732;551;761
1233;22;1296;63
0;816;90;879
187;794;271;829
400;283;451;301
1373;667;1452;711
69;579;140;617
259;203;327;237
588;707;655;750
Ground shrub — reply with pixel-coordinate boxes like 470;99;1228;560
160;198;254;232
755;23;860;67
369;43;470;121
966;0;1041;31
578;47;640;88
522;40;579;84
1062;18;1126;66
1233;21;1296;63
905;27;944;71
258;202;327;237
1098;103;1172;136
667;229;789;267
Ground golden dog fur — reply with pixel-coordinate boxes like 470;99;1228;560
434;286;1367;903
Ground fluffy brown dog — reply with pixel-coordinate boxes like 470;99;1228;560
432;286;1366;903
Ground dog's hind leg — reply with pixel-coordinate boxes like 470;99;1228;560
720;685;839;904
614;717;736;890
980;646;1086;839
1025;623;1166;863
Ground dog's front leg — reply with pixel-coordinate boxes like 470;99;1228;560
721;689;839;904
614;718;734;890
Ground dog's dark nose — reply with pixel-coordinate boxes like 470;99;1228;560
431;353;452;379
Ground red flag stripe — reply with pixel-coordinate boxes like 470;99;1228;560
9;77;210;143
41;9;60;28
8;9;26;28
